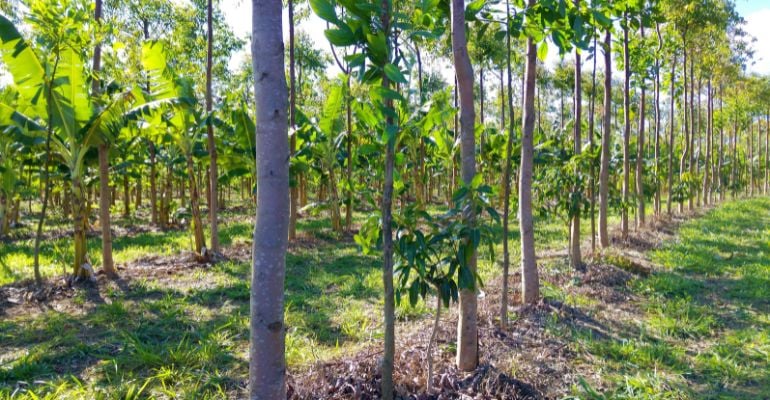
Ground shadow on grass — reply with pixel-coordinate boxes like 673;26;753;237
575;198;770;399
0;287;247;398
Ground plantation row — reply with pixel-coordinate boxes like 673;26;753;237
1;0;768;398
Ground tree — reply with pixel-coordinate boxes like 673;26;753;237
599;25;612;248
288;0;298;240
500;0;516;328
249;0;290;397
451;0;479;371
620;9;630;240
570;0;583;270
520;0;539;303
205;0;220;255
93;0;118;278
141;42;208;257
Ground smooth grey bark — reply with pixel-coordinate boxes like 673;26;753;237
667;54;676;215
206;0;220;254
288;0;298;240
679;47;688;213
379;2;396;398
703;80;712;204
653;24;662;216
718;86;724;202
250;0;289;397
589;35;597;252
688;58;695;208
635;26;645;228
500;0;515;327
598;29;611;248
520;0;539;303
451;0;478;371
621;12;630;239
93;0;116;277
570;12;582;269
760;111;770;194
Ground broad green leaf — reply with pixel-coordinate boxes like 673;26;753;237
324;27;357;46
0;14;45;117
365;32;388;65
592;10;612;28
383;63;407;84
537;41;548;62
320;83;344;134
309;0;338;24
141;41;177;100
465;0;486;20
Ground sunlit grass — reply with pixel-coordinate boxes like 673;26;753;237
3;198;770;398
570;197;770;399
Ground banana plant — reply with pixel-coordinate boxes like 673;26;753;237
140;40;210;257
293;79;347;232
215;103;256;190
0;13;173;278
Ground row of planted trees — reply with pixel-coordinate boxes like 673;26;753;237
2;0;770;398
253;0;770;397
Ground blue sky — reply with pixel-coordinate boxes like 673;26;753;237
735;0;767;15
735;0;770;74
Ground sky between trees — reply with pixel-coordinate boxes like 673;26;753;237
217;0;770;75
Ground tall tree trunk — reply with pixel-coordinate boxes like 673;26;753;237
667;54;676;215
679;46;688;213
93;0;116;278
703;80;712;205
749;119;754;196
636;26;646;228
570;9;582;269
500;0;515;327
653;24;662;216
694;78;700;206
206;0;220;254
249;0;289;397
378;2;396;398
520;0;539;302
345;74;354;230
621;12;630;239
688;58;695;209
451;0;478;370
731;115;737;198
143;21;158;227
718;86;724;202
589;34;597;253
765;111;769;195
598;29;612;248
288;0;298;240
32;96;57;285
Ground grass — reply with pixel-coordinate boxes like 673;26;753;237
567;197;770;399
2;197;769;398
